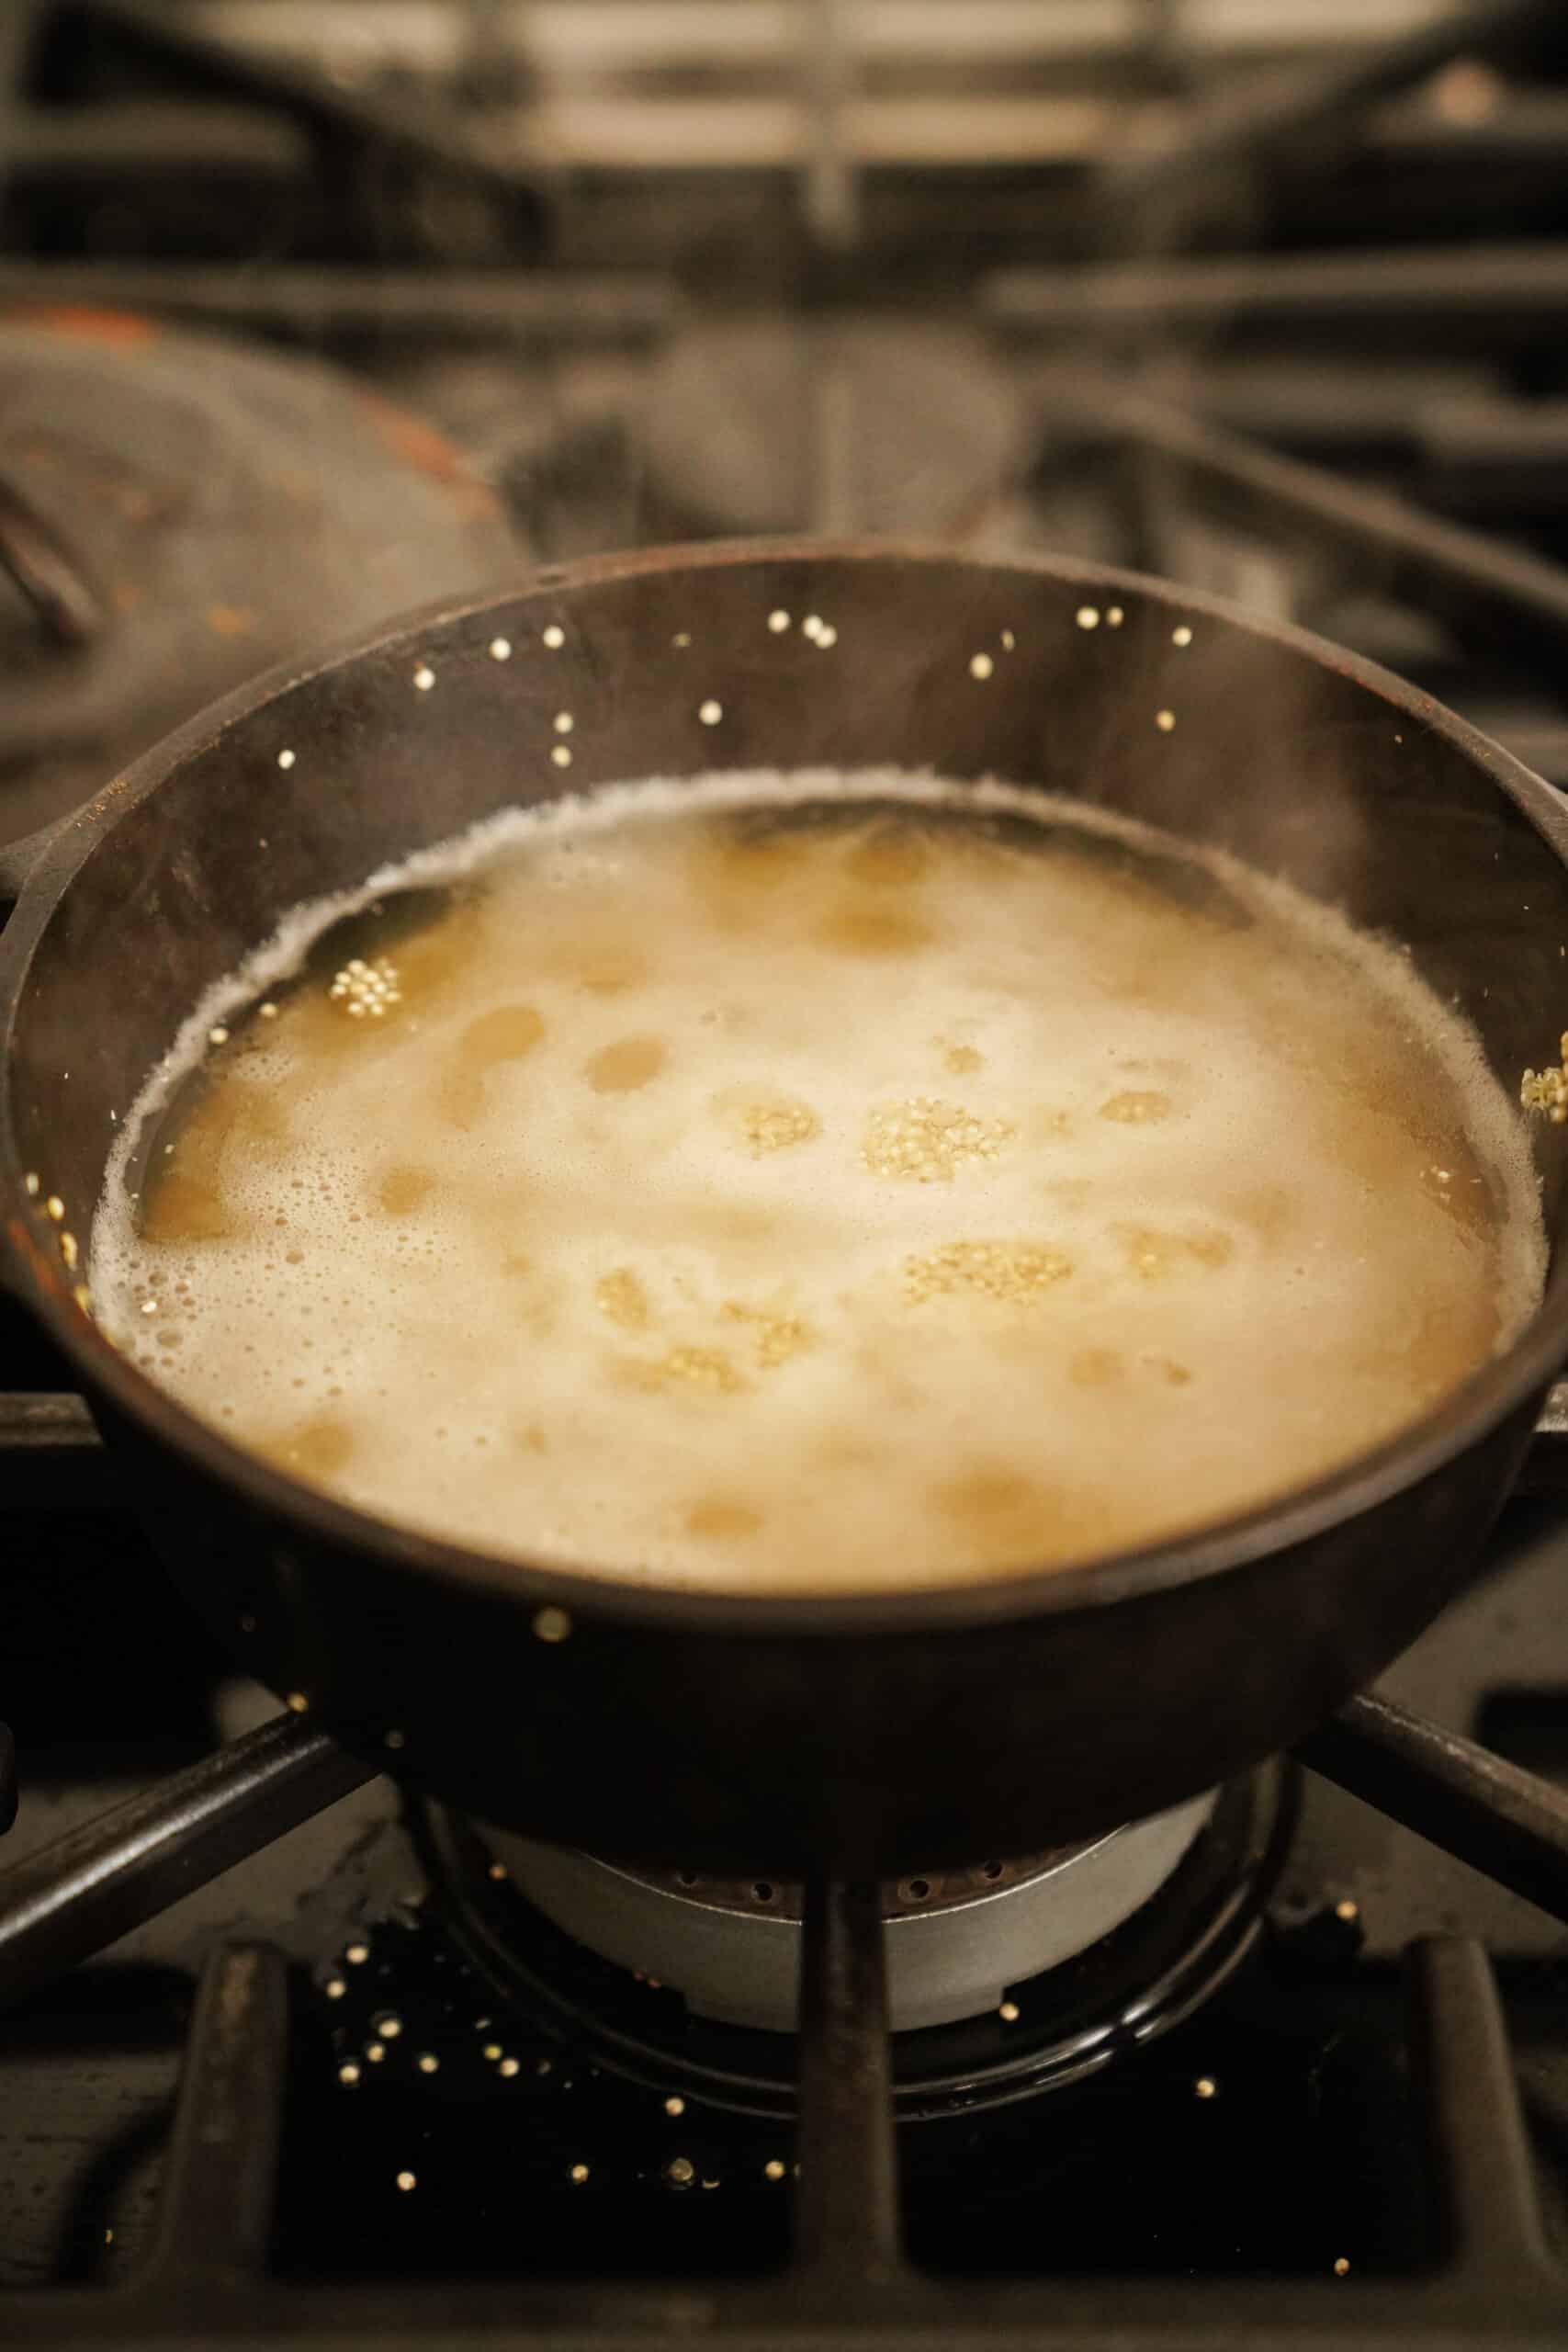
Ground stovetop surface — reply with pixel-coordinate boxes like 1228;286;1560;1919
6;2;1568;2337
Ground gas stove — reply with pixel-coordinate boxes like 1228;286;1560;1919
5;4;1568;2345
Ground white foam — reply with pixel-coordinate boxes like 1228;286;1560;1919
90;767;1545;1591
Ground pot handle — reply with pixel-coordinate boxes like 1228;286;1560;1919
0;472;106;654
0;475;108;902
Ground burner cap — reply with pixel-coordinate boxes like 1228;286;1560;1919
482;1795;1217;2034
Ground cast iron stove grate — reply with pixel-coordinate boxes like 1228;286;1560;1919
0;1619;1566;2343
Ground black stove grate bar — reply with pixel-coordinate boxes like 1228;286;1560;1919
3;1931;1566;2345
0;1394;114;1509
65;0;541;223
140;1940;288;2296
1294;1690;1568;1926
1408;1937;1552;2279
1093;0;1566;222
0;261;682;345
794;1877;904;2298
988;243;1568;343
1027;382;1568;668
0;1713;375;2011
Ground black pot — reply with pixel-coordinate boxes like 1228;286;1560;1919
5;542;1566;1874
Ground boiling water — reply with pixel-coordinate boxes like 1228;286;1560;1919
92;770;1543;1592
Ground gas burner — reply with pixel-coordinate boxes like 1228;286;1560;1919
414;1766;1290;2121
479;1797;1220;2035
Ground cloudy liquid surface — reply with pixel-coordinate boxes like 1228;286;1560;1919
92;769;1544;1592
